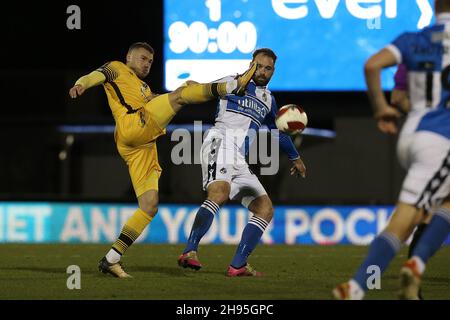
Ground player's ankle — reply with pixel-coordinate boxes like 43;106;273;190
106;249;121;264
410;256;425;275
349;279;365;300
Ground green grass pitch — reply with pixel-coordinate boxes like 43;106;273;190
0;244;448;300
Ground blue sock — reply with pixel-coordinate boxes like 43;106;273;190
353;232;402;291
231;215;269;268
412;208;450;263
184;200;219;254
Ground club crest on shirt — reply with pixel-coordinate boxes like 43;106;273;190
140;83;152;102
262;92;267;102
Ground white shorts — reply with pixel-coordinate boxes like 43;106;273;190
201;130;267;208
398;131;450;211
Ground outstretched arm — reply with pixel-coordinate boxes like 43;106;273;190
69;70;106;99
265;99;306;178
273;129;306;178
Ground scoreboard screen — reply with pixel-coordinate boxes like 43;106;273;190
164;0;434;91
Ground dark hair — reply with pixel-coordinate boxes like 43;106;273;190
128;42;154;54
252;48;277;64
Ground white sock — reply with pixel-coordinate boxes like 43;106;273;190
411;256;426;274
106;249;121;264
349;279;365;300
226;79;238;93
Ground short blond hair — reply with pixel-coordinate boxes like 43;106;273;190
128;42;154;55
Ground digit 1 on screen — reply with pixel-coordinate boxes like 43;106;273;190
206;0;221;22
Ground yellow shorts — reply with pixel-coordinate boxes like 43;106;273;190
115;94;175;147
115;93;176;197
117;141;161;196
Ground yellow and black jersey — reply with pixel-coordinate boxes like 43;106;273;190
97;61;153;118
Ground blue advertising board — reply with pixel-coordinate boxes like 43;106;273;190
164;0;435;91
0;202;448;245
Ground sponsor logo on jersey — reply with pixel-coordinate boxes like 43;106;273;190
236;98;268;119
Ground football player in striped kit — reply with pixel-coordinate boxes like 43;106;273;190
177;48;307;276
334;0;450;299
391;64;435;300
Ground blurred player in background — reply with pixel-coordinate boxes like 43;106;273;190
177;48;307;276
391;64;432;299
69;42;257;278
334;0;450;299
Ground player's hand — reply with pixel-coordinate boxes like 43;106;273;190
290;158;306;178
374;105;401;135
69;84;86;98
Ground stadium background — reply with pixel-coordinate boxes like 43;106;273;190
0;0;448;301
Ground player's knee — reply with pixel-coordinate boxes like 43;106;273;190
140;204;158;217
207;182;230;206
141;204;158;217
257;205;274;222
139;197;159;217
148;206;159;217
207;193;228;206
207;188;230;206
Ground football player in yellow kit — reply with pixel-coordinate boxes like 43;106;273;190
69;42;256;278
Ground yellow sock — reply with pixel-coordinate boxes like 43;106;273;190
180;83;228;104
112;208;153;255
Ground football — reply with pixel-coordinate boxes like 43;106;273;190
275;104;308;135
